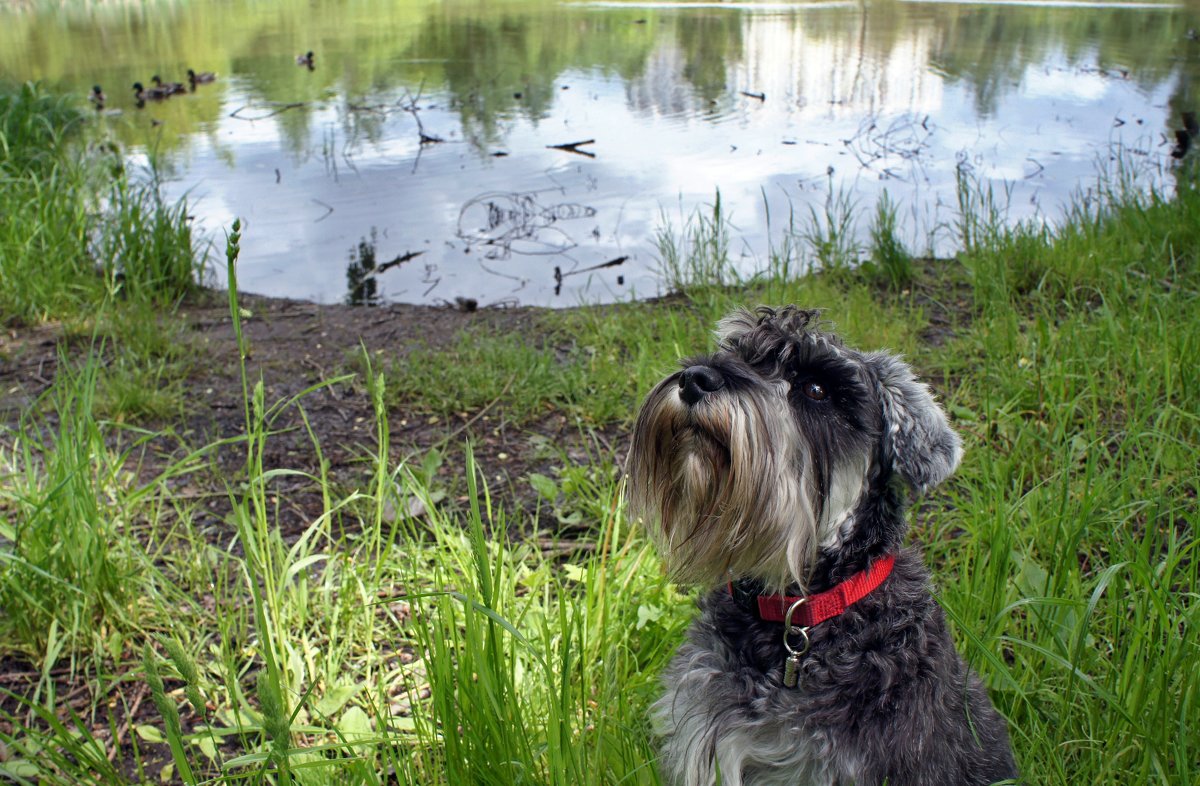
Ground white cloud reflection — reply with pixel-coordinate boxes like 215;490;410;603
158;5;1180;306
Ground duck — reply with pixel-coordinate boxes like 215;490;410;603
88;85;106;110
187;68;216;87
132;81;172;103
151;74;188;96
1170;111;1199;160
296;50;315;69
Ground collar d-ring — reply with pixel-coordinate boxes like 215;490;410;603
783;597;811;656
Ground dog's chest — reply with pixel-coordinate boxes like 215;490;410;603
653;637;851;786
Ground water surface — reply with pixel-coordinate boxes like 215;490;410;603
3;0;1196;306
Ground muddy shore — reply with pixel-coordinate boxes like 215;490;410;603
0;291;626;540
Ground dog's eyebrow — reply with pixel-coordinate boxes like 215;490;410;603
789;342;855;372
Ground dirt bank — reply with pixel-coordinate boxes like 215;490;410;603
0;291;626;540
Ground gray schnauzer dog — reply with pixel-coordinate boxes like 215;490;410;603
627;306;1017;786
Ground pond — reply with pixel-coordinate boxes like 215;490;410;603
3;0;1197;307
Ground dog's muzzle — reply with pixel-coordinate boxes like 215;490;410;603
679;365;724;405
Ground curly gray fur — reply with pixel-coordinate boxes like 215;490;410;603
628;306;1017;786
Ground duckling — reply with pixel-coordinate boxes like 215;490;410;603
151;75;188;96
132;81;171;103
187;68;217;88
89;85;106;110
296;50;315;70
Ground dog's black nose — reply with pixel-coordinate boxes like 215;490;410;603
679;365;724;405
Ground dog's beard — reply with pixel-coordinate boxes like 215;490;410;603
628;378;864;592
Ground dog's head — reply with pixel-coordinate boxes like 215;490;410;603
626;306;962;591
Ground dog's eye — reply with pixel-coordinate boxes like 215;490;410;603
800;381;829;401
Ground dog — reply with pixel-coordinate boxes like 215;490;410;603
627;306;1017;786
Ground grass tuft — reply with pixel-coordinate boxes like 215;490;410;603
0;352;141;668
655;190;737;295
97;171;207;304
801;176;860;274
865;191;913;290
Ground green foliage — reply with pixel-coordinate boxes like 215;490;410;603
376;331;570;422
0;82;201;422
97;171;205;304
0;354;142;666
161;636;207;718
0;81;203;324
865;191;913;290
927;158;1200;785
655;191;736;294
379;256;924;431
144;644;198;785
801;178;860;274
0;81;84;173
0;685;127;784
405;453;673;784
0;82;94;324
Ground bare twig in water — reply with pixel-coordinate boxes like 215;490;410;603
401;82;443;145
546;139;596;158
554;255;628;295
230;102;306;120
358;250;425;282
568;255;628;275
377;250;424;275
348;102;388;115
457;191;596;259
311;199;335;222
842;113;934;183
479;259;527;290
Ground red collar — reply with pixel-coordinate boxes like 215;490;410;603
728;554;896;627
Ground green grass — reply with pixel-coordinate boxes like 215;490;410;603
0;83;202;323
0;83;95;324
0;353;142;668
933;164;1200;783
801;174;861;274
654;190;736;294
0;81;203;421
864;191;914;291
1;85;1198;784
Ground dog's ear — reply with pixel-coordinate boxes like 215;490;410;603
863;352;963;494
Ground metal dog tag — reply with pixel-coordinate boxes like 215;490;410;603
782;652;802;688
781;598;811;690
